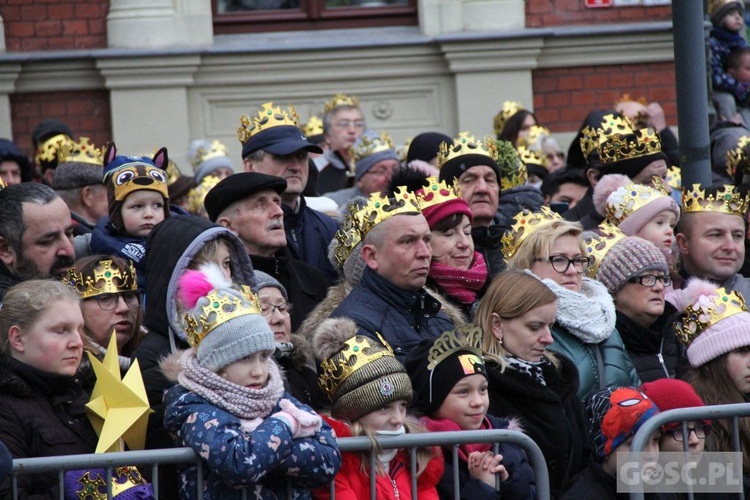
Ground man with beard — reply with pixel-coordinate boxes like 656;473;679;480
0;183;75;300
205;172;327;331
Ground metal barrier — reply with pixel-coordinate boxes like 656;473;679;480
10;429;549;500
629;403;750;500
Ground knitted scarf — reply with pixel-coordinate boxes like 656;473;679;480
178;350;284;419
503;354;550;386
540;275;616;344
421;416;491;460
429;252;488;306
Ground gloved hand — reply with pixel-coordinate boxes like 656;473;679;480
272;398;322;438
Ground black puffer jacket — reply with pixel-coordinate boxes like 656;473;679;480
471;224;506;281
0;357;99;498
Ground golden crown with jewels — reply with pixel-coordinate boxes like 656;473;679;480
190;140;229;169
73;466;148;500
501;207;563;260
357;187;422;238
583;224;627;278
332;202;367;267
666;165;681;190
682;184;750;216
182;285;263;348
318;331;394;400
580;114;662;164
349;132;395;164
36;133;71;165
604;177;672;226
323;93;360;114
517;145;548;169
56;137;103;166
493;100;524;136
674;287;748;346
437;132;498;170
301;115;324;138
517;125;551;149
427;325;484;371
416;176;462;210
237;102;300;145
61;259;138;299
726;135;750;180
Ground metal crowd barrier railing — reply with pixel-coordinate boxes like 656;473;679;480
10;429;550;500
629;403;750;500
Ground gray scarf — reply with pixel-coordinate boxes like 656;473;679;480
540;276;616;344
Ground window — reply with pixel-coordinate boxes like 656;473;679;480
213;0;418;33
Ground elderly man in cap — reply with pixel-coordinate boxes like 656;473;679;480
52;137;108;236
205;172;327;331
238;102;338;286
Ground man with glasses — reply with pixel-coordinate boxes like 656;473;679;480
315;94;367;194
326;131;400;208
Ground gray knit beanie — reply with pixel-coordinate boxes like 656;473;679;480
189;139;235;184
595;236;668;294
253;270;288;301
351;131;400;182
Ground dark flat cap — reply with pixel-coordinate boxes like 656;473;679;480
205;172;287;222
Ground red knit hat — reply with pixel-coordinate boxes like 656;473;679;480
417;177;473;230
641;379;710;431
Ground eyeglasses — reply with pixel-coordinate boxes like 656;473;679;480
92;292;141;311
669;425;711;442
334;119;366;130
261;302;293;318
535;255;590;274
628;274;672;287
364;168;393;178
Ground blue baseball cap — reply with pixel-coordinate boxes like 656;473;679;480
241;125;324;158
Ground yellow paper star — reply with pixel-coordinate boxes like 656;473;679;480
86;333;153;453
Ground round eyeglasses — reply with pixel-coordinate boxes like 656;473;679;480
90;292;141;311
535;255;590;274
628;274;672;287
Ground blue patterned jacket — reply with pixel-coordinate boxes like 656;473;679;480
709;27;750;101
163;385;341;499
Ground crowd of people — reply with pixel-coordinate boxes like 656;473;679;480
2;3;750;496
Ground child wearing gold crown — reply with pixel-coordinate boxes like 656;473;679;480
161;263;340;499
312;317;444;500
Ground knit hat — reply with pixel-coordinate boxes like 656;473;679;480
177;262;274;371
407;132;452;164
595;236;668;294
102;143;170;233
593;174;680;235
585;386;659;461
313;317;413;422
709;0;744;27
405;326;487;416
253;270;288;301
671;281;750;367
641;379;710;432
438;133;501;185
351;131;400;182
417;177;473;230
188;139;235;184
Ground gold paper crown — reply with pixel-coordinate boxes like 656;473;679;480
517;125;551;149
349;132;395;164
301;115;324;138
726;135;750;179
416;176;462;210
666;165;681;190
427;325;484;371
604;178;671;226
323;93;360;114
580;115;662;165
56;137;103;166
583;224;627;278
493;100;524;136
190;140;229;169
682;184;750;216
318;331;394;400
183;285;263;348
61;259;138;299
437;132;498;170
332;202;367;267
357;187;421;238
74;466;148;500
500;207;562;260
36;133;70;165
187;175;221;215
516;145;548;169
237;102;299;145
164;160;181;186
674;287;748;346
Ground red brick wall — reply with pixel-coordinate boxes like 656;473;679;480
532;62;677;132
526;0;672;28
0;1;108;52
10;90;112;157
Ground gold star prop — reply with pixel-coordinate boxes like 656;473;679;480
86;333;153;453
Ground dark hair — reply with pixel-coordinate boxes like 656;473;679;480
0;183;59;256
432;213;464;233
725;46;750;72
497;110;536;144
540;168;590;198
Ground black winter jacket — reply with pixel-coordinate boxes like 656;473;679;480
282;196;338;286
